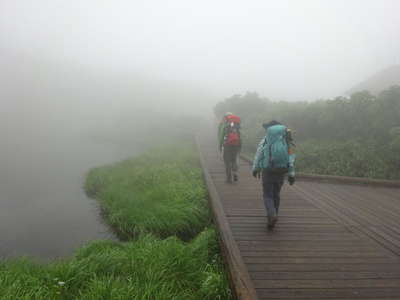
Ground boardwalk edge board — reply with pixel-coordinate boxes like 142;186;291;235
240;154;400;188
196;137;259;300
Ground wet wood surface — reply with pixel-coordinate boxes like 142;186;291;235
197;128;400;300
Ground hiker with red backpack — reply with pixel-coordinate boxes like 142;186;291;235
252;120;296;229
218;112;241;183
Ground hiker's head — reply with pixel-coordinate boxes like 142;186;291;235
262;120;281;129
222;112;233;121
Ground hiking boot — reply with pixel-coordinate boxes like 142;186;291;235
267;216;278;229
233;174;238;182
267;218;273;229
271;216;278;227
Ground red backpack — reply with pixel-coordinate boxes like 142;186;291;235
224;115;241;146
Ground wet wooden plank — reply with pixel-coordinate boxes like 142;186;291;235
250;271;400;280
253;278;400;288
243;257;398;264
247;263;400;272
256;288;400;299
241;250;385;258
239;245;380;252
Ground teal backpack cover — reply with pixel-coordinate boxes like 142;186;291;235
260;125;289;172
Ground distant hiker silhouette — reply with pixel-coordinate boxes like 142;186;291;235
218;112;241;183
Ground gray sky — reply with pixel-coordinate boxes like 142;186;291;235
1;0;399;100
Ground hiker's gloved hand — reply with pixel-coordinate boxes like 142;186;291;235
288;176;295;185
252;170;260;179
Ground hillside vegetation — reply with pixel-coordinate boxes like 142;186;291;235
215;86;400;179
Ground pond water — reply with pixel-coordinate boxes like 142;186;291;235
0;129;138;260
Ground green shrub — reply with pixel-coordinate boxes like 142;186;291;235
296;140;393;178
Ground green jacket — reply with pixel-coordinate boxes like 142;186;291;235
218;121;225;150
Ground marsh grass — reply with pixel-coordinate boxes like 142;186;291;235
85;143;210;240
0;229;230;299
0;142;231;299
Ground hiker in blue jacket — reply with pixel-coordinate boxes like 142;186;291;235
252;120;296;229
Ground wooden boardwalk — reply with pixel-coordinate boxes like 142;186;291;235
197;129;400;300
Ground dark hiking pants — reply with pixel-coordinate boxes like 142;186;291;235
262;170;284;219
223;145;240;181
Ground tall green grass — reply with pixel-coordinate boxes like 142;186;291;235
0;230;230;299
85;143;210;240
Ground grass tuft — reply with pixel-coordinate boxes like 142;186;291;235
85;143;210;240
0;230;230;299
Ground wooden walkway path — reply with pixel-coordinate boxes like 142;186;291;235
197;128;400;300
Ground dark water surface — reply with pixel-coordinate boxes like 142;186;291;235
0;129;137;260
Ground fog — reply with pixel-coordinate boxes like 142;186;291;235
2;0;399;100
0;0;399;258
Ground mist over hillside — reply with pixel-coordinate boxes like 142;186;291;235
346;64;400;95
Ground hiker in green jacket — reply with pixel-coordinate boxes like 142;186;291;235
218;112;241;183
252;120;296;229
